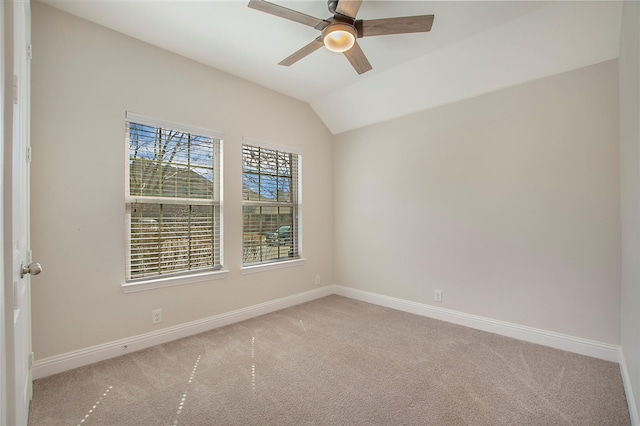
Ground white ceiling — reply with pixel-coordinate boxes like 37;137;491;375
40;0;623;134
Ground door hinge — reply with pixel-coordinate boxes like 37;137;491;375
26;147;32;163
29;352;34;369
13;280;19;310
27;43;33;61
13;75;18;104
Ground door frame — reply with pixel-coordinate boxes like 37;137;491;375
0;1;7;423
2;1;32;424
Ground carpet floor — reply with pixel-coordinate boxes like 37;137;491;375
28;295;630;425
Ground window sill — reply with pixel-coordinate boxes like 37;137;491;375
241;258;306;275
122;269;229;293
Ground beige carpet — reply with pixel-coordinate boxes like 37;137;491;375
29;295;630;425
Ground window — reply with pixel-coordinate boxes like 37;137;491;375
125;113;223;283
242;142;301;266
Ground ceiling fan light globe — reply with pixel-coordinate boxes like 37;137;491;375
322;24;356;53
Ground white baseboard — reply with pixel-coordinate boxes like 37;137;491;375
338;285;640;424
34;284;621;378
333;285;621;363
620;350;640;426
34;284;637;423
32;286;333;380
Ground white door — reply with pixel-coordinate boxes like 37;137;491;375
5;1;35;424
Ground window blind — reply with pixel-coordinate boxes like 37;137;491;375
242;143;300;265
126;116;222;280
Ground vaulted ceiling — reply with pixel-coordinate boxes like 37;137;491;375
41;1;623;134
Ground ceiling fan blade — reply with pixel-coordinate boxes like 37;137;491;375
343;41;372;75
279;37;324;66
335;0;363;19
358;15;434;37
248;0;325;29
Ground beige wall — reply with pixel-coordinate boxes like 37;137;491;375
30;3;333;360
334;60;621;344
30;0;630;383
619;0;640;419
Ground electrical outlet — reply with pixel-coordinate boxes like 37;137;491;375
152;309;162;324
315;274;321;285
434;290;442;303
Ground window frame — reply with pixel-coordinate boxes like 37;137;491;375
241;138;304;273
123;112;227;292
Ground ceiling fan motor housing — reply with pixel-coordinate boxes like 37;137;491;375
328;0;339;14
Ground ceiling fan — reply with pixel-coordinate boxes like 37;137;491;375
248;0;434;75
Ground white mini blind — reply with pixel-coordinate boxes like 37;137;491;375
242;143;300;266
126;114;222;281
